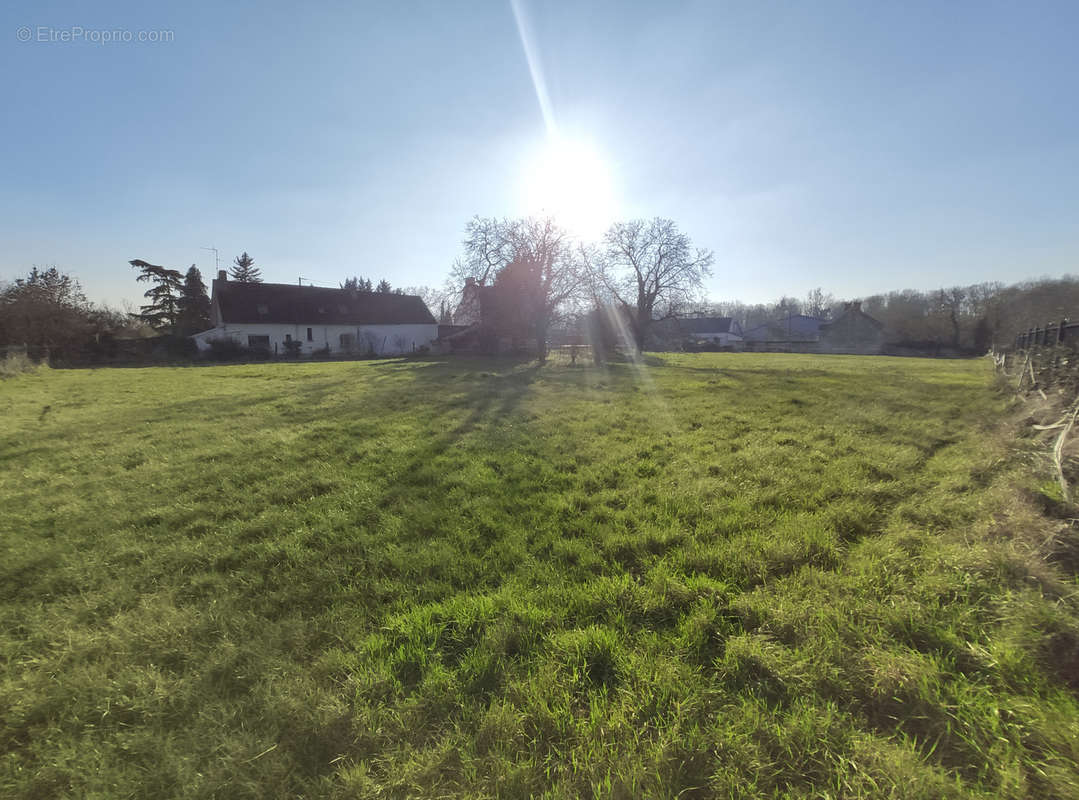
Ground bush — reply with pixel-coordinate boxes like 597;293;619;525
160;336;198;359
205;338;251;361
282;340;303;357
0;351;39;378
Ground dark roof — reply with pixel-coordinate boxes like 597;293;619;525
744;314;828;341
213;280;436;325
676;317;740;335
819;306;883;331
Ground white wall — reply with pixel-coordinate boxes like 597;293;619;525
689;332;743;345
193;323;438;355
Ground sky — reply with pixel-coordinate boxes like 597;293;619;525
2;0;1077;309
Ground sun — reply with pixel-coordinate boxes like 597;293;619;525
519;136;617;240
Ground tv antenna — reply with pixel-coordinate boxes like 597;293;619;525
201;246;220;272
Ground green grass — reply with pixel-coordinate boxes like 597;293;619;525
1;354;1077;799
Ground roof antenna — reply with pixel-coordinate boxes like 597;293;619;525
201;246;219;272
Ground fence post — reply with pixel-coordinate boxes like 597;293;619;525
1060;319;1068;345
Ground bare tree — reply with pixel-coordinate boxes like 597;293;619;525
453;216;516;287
773;296;802;318
966;281;1006;349
937;286;967;349
457;216;583;362
587;218;713;351
402;285;453;322
804;287;835;318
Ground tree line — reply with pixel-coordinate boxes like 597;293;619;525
444;214;1079;356
341;276;401;294
0;267;135;358
4;233;1078;361
708;280;1079;352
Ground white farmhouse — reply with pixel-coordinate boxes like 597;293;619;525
192;272;438;356
674;317;745;347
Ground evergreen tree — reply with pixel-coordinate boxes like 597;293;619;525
130;259;185;332
376;279;392;293
341;276;373;292
177;265;211;334
229;252;262;283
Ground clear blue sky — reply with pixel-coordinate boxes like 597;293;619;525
2;0;1077;308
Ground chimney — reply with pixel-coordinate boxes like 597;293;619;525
217;270;227;282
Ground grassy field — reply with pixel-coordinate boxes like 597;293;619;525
2;354;1077;798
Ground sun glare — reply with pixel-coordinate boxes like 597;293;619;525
520;136;617;239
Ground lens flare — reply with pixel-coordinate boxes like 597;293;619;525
520;136;617;239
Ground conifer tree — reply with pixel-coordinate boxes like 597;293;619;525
341;276;373;292
129;259;184;332
229;252;262;283
177;265;211;334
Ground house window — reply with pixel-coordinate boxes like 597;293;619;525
339;332;356;352
247;335;270;350
284;334;292;343
306;327;313;341
256;304;269;315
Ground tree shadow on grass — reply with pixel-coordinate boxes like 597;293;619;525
431;363;542;445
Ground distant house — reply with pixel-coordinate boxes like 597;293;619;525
743;314;828;343
192;272;438;356
667;317;745;347
819;302;885;354
451;277;489;327
440;276;538;352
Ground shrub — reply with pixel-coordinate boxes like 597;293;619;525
0;351;39;378
205;338;251;361
160;336;198;359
